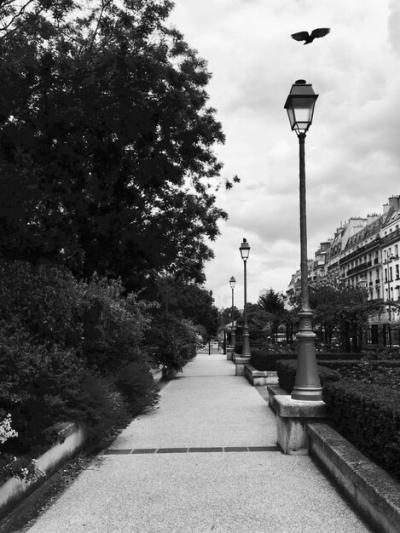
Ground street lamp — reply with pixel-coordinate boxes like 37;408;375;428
239;238;251;357
285;80;322;401
229;276;236;350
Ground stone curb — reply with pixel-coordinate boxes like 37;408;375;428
244;364;278;386
266;384;287;411
307;422;400;533
0;423;86;520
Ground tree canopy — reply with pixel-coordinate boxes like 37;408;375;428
0;0;229;289
154;275;219;337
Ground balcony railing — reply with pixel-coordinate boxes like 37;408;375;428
347;261;372;277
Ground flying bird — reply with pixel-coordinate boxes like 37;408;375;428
291;28;330;44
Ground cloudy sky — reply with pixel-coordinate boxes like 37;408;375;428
168;0;400;310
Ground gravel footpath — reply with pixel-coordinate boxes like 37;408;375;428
24;354;371;533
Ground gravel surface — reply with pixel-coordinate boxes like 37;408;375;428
18;354;371;532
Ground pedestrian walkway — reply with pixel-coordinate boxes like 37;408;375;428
26;354;371;532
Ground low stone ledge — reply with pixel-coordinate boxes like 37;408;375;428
273;395;327;418
234;355;250;376
244;364;278;386
307;422;400;533
0;422;86;519
273;395;327;455
266;384;291;411
226;347;234;361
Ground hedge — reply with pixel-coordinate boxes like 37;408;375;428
276;359;340;393
250;349;365;372
323;380;400;482
250;350;294;371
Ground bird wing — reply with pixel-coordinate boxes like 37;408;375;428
310;27;330;39
291;31;309;42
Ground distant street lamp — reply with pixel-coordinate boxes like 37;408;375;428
229;276;236;350
239;238;251;357
284;79;322;401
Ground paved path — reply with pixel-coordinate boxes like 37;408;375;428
26;354;371;533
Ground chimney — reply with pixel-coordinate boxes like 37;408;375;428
366;214;379;224
383;202;390;214
388;195;400;211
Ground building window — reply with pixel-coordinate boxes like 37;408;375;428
390;267;393;281
396;265;399;280
385;268;388;282
396;245;399;257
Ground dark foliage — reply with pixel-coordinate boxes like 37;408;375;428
154;276;219;337
0;0;228;288
145;313;196;372
0;260;157;463
276;359;340;393
250;349;365;372
115;361;160;416
250;350;295;371
324;379;400;482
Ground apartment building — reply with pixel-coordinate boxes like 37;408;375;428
286;195;400;346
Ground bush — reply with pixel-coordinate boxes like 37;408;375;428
68;374;132;446
250;350;295;371
78;276;150;373
276;359;340;393
0;259;157;465
250;350;363;372
0;338;88;454
146;314;196;372
323;380;400;481
115;361;159;416
320;360;400;381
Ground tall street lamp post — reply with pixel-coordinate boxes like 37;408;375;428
240;238;251;357
229;276;236;350
284;79;322;401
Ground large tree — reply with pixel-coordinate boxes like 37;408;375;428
155;275;219;337
304;277;371;351
258;289;287;342
0;0;231;288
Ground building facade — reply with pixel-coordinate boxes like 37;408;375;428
286;195;400;347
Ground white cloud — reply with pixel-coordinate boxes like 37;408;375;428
169;0;400;308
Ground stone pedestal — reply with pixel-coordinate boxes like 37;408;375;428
234;356;250;376
226;347;234;361
273;395;327;455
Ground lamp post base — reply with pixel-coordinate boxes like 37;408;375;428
241;328;251;358
292;310;322;402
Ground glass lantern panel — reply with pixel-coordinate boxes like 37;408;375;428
240;247;250;260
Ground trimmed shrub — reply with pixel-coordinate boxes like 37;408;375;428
323;380;400;481
250;350;364;372
276;359;340;393
320;360;400;380
250;350;295;371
